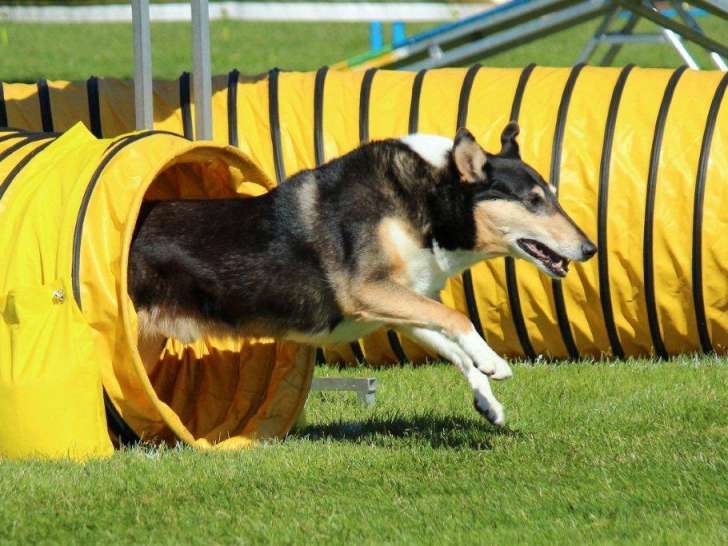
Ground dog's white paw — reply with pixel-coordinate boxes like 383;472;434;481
458;329;512;380
489;355;513;381
473;390;505;427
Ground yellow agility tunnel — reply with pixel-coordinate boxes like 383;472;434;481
1;65;727;367
0;124;314;459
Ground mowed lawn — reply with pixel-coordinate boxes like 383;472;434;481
1;359;727;544
2;15;728;546
0;16;726;81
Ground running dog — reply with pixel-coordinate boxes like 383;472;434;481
129;122;596;426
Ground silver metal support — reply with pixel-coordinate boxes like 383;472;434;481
131;0;153;130
669;0;727;70
404;0;611;70
310;377;378;407
577;4;620;63
191;0;213;140
617;0;728;59
662;28;700;69
600;11;640;65
427;43;444;60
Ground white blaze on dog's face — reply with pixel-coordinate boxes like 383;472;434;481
453;123;597;278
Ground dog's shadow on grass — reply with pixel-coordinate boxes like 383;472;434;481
293;414;523;450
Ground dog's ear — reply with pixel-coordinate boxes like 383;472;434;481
499;121;520;159
453;128;487;183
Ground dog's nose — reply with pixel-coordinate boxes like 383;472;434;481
581;241;597;260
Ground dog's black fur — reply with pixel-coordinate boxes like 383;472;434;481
129;124;594;348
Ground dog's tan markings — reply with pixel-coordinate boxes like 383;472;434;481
453;131;487;183
137;305;204;344
377;218;409;284
377;217;426;285
475;197;590;262
349;281;473;335
473;201;516;255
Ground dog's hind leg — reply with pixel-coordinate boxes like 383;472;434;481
135;308;169;374
397;325;505;426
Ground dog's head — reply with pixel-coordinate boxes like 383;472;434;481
451;122;596;278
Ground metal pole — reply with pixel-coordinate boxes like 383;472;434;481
191;0;213;140
669;0;727;71
663;28;700;69
576;4;620;64
131;0;153;130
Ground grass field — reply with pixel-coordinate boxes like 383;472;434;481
1;358;727;544
0;16;726;81
2;15;728;546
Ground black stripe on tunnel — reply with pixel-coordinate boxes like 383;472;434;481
549;63;585;360
313;66;366;363
268;68;285;185
597;64;634;360
86;76;103;138
227;69;240;146
37;79;54;132
643;65;688;359
0;137;56;202
357;67;408;364
179;72;193;140
0;82;7;127
72;130;189;445
408;69;427;135
455;64;485;340
504;63;537;360
358;68;377;143
691;72;728;354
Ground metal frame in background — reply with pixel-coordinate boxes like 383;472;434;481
397;0;727;70
579;0;727;69
131;0;213;137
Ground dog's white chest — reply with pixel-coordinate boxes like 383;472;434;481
382;218;481;297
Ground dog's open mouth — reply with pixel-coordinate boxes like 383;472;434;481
517;238;569;278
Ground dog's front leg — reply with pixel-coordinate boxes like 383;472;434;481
351;281;512;380
349;281;511;424
397;325;505;426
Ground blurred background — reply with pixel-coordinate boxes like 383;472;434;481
0;0;724;82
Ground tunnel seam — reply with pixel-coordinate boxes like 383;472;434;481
315;66;366;363
358;67;408;364
691;71;728;354
268;68;285;186
36;79;54;133
549;63;585;360
227;69;240;146
456;64;486;341
179;72;194;140
408;69;427;135
0;83;7;127
597;64;634;360
505;63;537;360
0;137;56;203
86;76;103;138
643;65;688;359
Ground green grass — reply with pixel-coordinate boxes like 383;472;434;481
0;16;725;82
1;357;727;545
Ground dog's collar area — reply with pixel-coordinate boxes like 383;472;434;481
517;238;569;278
